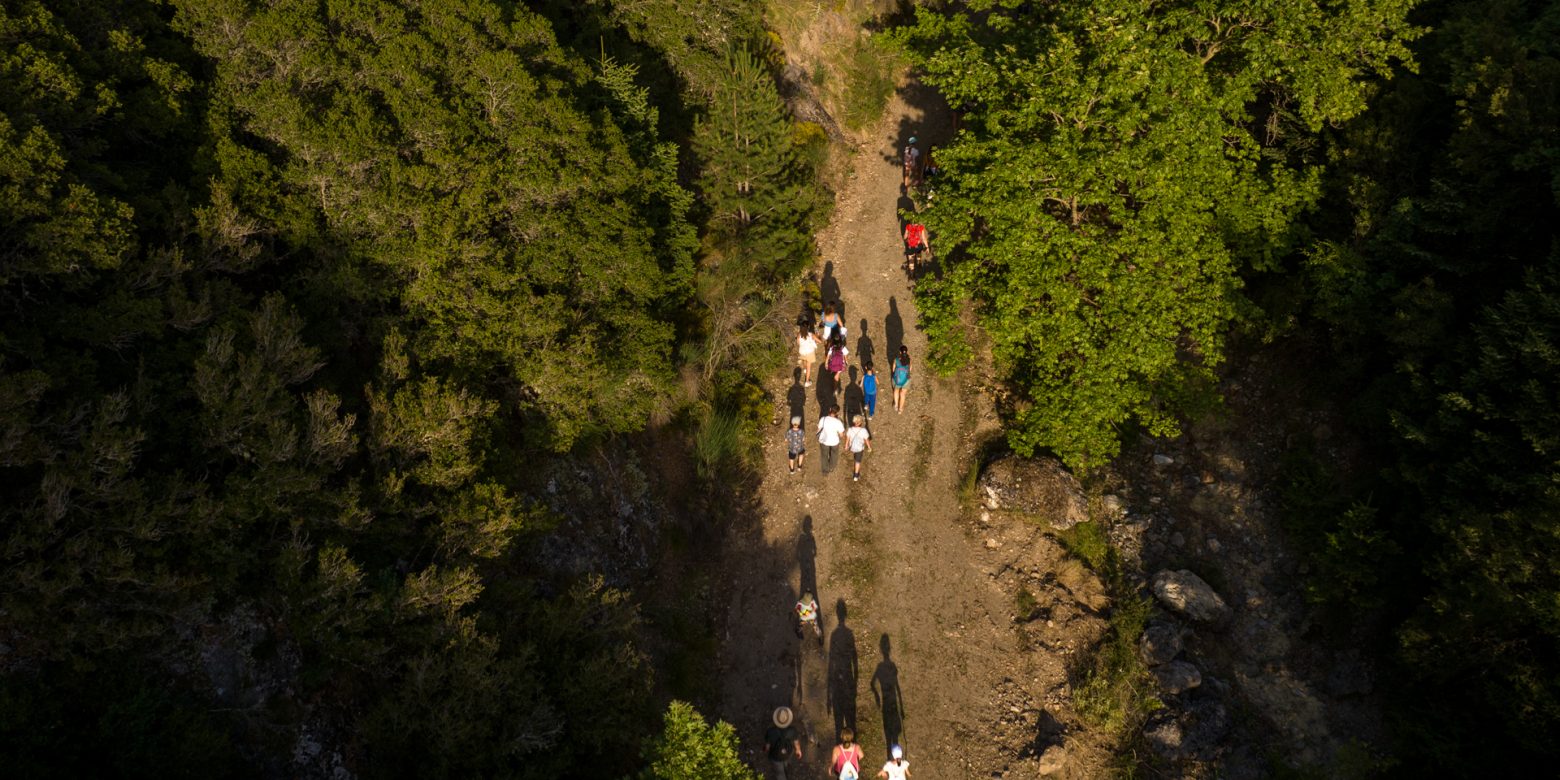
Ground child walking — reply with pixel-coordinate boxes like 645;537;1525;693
861;363;878;419
785;416;806;474
845;415;872;483
825;335;850;390
892;346;912;413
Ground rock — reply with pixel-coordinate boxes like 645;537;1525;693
1038;745;1067;775
1101;494;1127;515
1206;537;1222;553
1143;710;1184;758
1152;454;1174;467
1170;532;1185;548
1152;660;1203;694
1151;570;1231;623
985;538;1001;550
1200;470;1217;484
979;510;991;523
976;455;1088;529
1139;621;1185;666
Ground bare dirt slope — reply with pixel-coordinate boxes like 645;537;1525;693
714;80;1106;779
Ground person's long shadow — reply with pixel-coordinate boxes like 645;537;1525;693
843;365;865;422
788;369;808;424
885;296;905;364
872;633;905;754
855;319;875;371
821;261;843;323
797;517;817;609
828;599;859;740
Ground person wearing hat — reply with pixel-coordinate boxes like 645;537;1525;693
765;706;802;778
877;744;910;779
902;136;921;190
785;415;807;474
845;414;872;483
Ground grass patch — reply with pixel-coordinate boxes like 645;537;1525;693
1014;586;1040;622
1058;519;1161;770
832;36;900;131
910;417;935;485
832;494;879;591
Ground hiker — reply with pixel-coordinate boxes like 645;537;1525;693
902;136;921;190
817;405;844;475
831;728;865;780
786;416;807;475
798;326;820;387
819;301;844;342
765;707;802;779
877;744;910;780
902;222;929;278
845;415;872;483
861;363;878;419
796;590;822;639
825;335;850;389
923;145;941;180
891;347;911;413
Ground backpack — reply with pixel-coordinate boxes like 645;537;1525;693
863;374;877;395
827;347;846;372
840;763;859;780
835;746;862;780
893;361;910;387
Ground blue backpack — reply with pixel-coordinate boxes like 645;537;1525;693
863;373;877;395
893;361;910;387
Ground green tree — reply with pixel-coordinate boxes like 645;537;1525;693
173;0;697;450
892;0;1419;469
643;701;758;780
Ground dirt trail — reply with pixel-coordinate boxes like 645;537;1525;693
715;81;1089;778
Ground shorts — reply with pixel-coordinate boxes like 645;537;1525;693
799;354;816;366
853;450;865;463
788;447;805;458
905;243;924;258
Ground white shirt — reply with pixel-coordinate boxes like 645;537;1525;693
881;760;909;780
845;425;871;453
817;415;845;447
798;333;819;357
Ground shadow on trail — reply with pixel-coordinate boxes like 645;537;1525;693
789;370;808;424
821;261;843;321
843;366;865;423
855;319;876;370
885;297;905;364
871;633;906;755
797;516;817;607
828;599;859;741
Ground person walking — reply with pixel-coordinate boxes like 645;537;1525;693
798;326;820;387
819;301;843;342
891;347;911;414
765;707;802;779
845;415;872;483
817;405;844;475
786;416;806;474
902;222;930;279
901;136;921;190
861;363;878;419
825;335;849;390
831;728;865;780
877;744;910;780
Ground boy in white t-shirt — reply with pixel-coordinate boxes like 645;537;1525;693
844;415;872;483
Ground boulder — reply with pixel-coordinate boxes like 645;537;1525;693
1152;454;1174;467
1038;745;1068;775
1151;570;1231;624
976;455;1088;530
1152;660;1203;694
1139;621;1186;666
1100;494;1127;516
1143;710;1184;758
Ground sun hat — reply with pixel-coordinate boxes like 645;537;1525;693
791;416;802;426
908;136;918;144
773;706;794;728
891;744;904;759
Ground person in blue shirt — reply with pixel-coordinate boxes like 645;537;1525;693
861;363;878;419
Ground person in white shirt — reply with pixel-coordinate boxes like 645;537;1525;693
797;325;820;387
877;744;910;780
844;415;872;483
816;405;845;475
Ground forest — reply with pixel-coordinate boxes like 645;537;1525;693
0;0;1556;777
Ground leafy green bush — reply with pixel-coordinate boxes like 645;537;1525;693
642;701;758;779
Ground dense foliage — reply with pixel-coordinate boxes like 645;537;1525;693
892;0;1419;469
0;0;819;775
1274;0;1560;770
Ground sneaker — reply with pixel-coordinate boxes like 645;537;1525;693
804;381;812;387
853;473;860;482
788;466;795;474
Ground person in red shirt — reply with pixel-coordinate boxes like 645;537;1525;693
902;222;930;279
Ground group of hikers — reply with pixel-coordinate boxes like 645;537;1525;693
790;306;911;483
787;135;934;485
762;136;938;777
766;708;911;780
